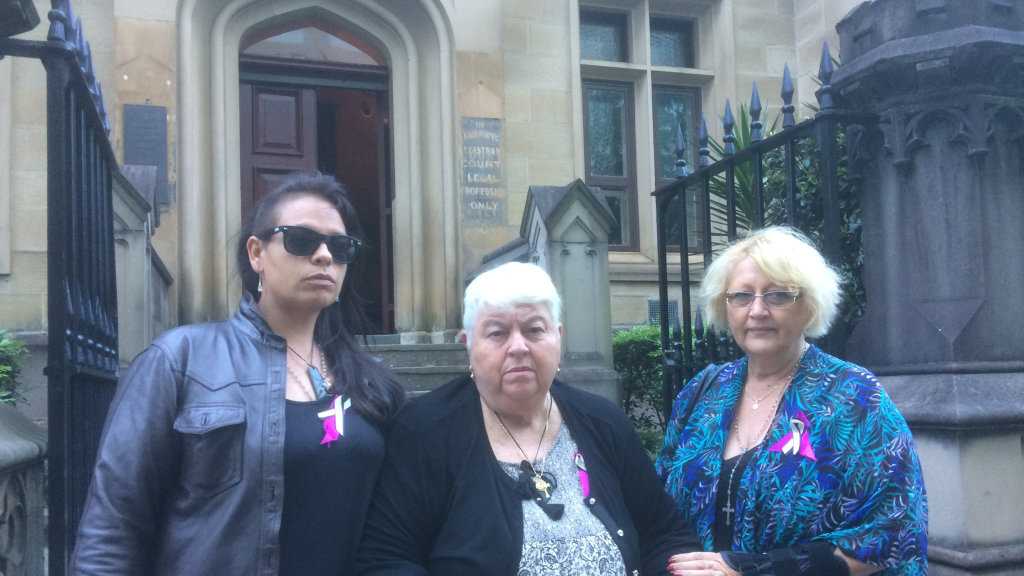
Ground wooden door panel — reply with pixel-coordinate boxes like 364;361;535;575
252;168;292;207
240;83;317;222
254;88;307;155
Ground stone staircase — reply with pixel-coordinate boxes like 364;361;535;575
366;343;469;395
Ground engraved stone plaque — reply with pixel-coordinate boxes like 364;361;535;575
461;117;505;225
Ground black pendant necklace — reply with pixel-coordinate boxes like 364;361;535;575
287;343;331;399
494;394;563;519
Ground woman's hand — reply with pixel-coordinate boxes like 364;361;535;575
667;551;740;576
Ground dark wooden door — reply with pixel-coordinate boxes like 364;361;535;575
319;88;394;332
240;83;318;221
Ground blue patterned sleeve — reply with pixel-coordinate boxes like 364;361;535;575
656;366;706;481
815;368;929;575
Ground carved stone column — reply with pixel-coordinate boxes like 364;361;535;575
0;406;47;576
834;1;1024;573
521;180;620;403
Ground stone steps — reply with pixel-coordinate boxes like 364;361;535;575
366;343;468;394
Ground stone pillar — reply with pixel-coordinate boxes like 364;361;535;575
114;167;155;363
521;180;620;403
834;2;1024;574
0;405;47;576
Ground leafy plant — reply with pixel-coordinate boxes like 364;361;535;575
614;324;667;459
705;103;781;238
0;330;28;405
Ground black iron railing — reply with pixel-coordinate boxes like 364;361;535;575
0;1;120;573
654;44;876;421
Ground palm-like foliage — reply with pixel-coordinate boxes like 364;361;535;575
706;105;781;239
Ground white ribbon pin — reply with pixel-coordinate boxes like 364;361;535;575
318;396;352;435
780;418;805;456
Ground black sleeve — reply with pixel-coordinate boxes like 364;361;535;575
355;415;437;576
721;542;852;576
615;410;702;574
71;345;181;575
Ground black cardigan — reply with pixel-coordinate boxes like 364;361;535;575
356;376;696;575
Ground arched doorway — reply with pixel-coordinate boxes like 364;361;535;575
177;0;459;334
239;24;395;332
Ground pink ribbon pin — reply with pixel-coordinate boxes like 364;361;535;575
318;396;351;446
769;410;817;461
574;452;590;498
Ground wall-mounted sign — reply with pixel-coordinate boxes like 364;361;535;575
462;117;505;225
123;104;170;205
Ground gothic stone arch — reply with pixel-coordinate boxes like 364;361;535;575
176;0;459;334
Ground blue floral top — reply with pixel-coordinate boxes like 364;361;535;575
656;344;928;575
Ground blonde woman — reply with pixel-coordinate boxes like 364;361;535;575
658;227;927;576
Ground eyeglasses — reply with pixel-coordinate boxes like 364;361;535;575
261;225;362;263
725;291;800;308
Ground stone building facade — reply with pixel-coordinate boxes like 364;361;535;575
5;3;1024;574
0;0;857;343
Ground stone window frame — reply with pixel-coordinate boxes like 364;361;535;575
570;0;715;265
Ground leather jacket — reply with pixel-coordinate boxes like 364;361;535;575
73;296;293;575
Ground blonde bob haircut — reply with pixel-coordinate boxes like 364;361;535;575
700;226;841;338
462;262;562;347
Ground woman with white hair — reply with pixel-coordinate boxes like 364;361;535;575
357;261;696;575
657;227;927;576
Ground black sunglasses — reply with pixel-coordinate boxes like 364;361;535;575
261;225;361;263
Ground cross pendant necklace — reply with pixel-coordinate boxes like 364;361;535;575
722;455;741;527
721;501;736;526
525;461;552;498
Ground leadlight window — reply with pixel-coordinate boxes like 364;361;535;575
650;18;695;68
580;10;629;63
583;81;636;248
653;85;702;249
242;26;383;66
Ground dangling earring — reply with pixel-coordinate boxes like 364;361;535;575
469;366;475;380
257;275;263;293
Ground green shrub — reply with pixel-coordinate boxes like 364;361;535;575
613;324;666;460
0;330;28;405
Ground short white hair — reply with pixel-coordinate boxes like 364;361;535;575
462;262;562;346
700;226;841;338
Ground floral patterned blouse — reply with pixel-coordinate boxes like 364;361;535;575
656;344;928;575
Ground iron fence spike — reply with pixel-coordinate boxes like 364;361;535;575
781;64;794;103
699;116;711;167
47;2;69;42
815;42;835;112
674;120;689;177
751;82;764;141
83;40;95;83
818;41;834;84
723;100;736;155
782;64;796;128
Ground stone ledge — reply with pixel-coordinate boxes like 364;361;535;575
879;370;1024;430
0;405;46;470
931;541;1024;572
833;25;1024;94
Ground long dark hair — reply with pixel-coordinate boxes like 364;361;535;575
235;172;404;424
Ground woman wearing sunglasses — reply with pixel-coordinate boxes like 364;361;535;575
657;227;927;576
72;172;404;575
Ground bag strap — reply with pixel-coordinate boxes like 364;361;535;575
676;363;728;431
